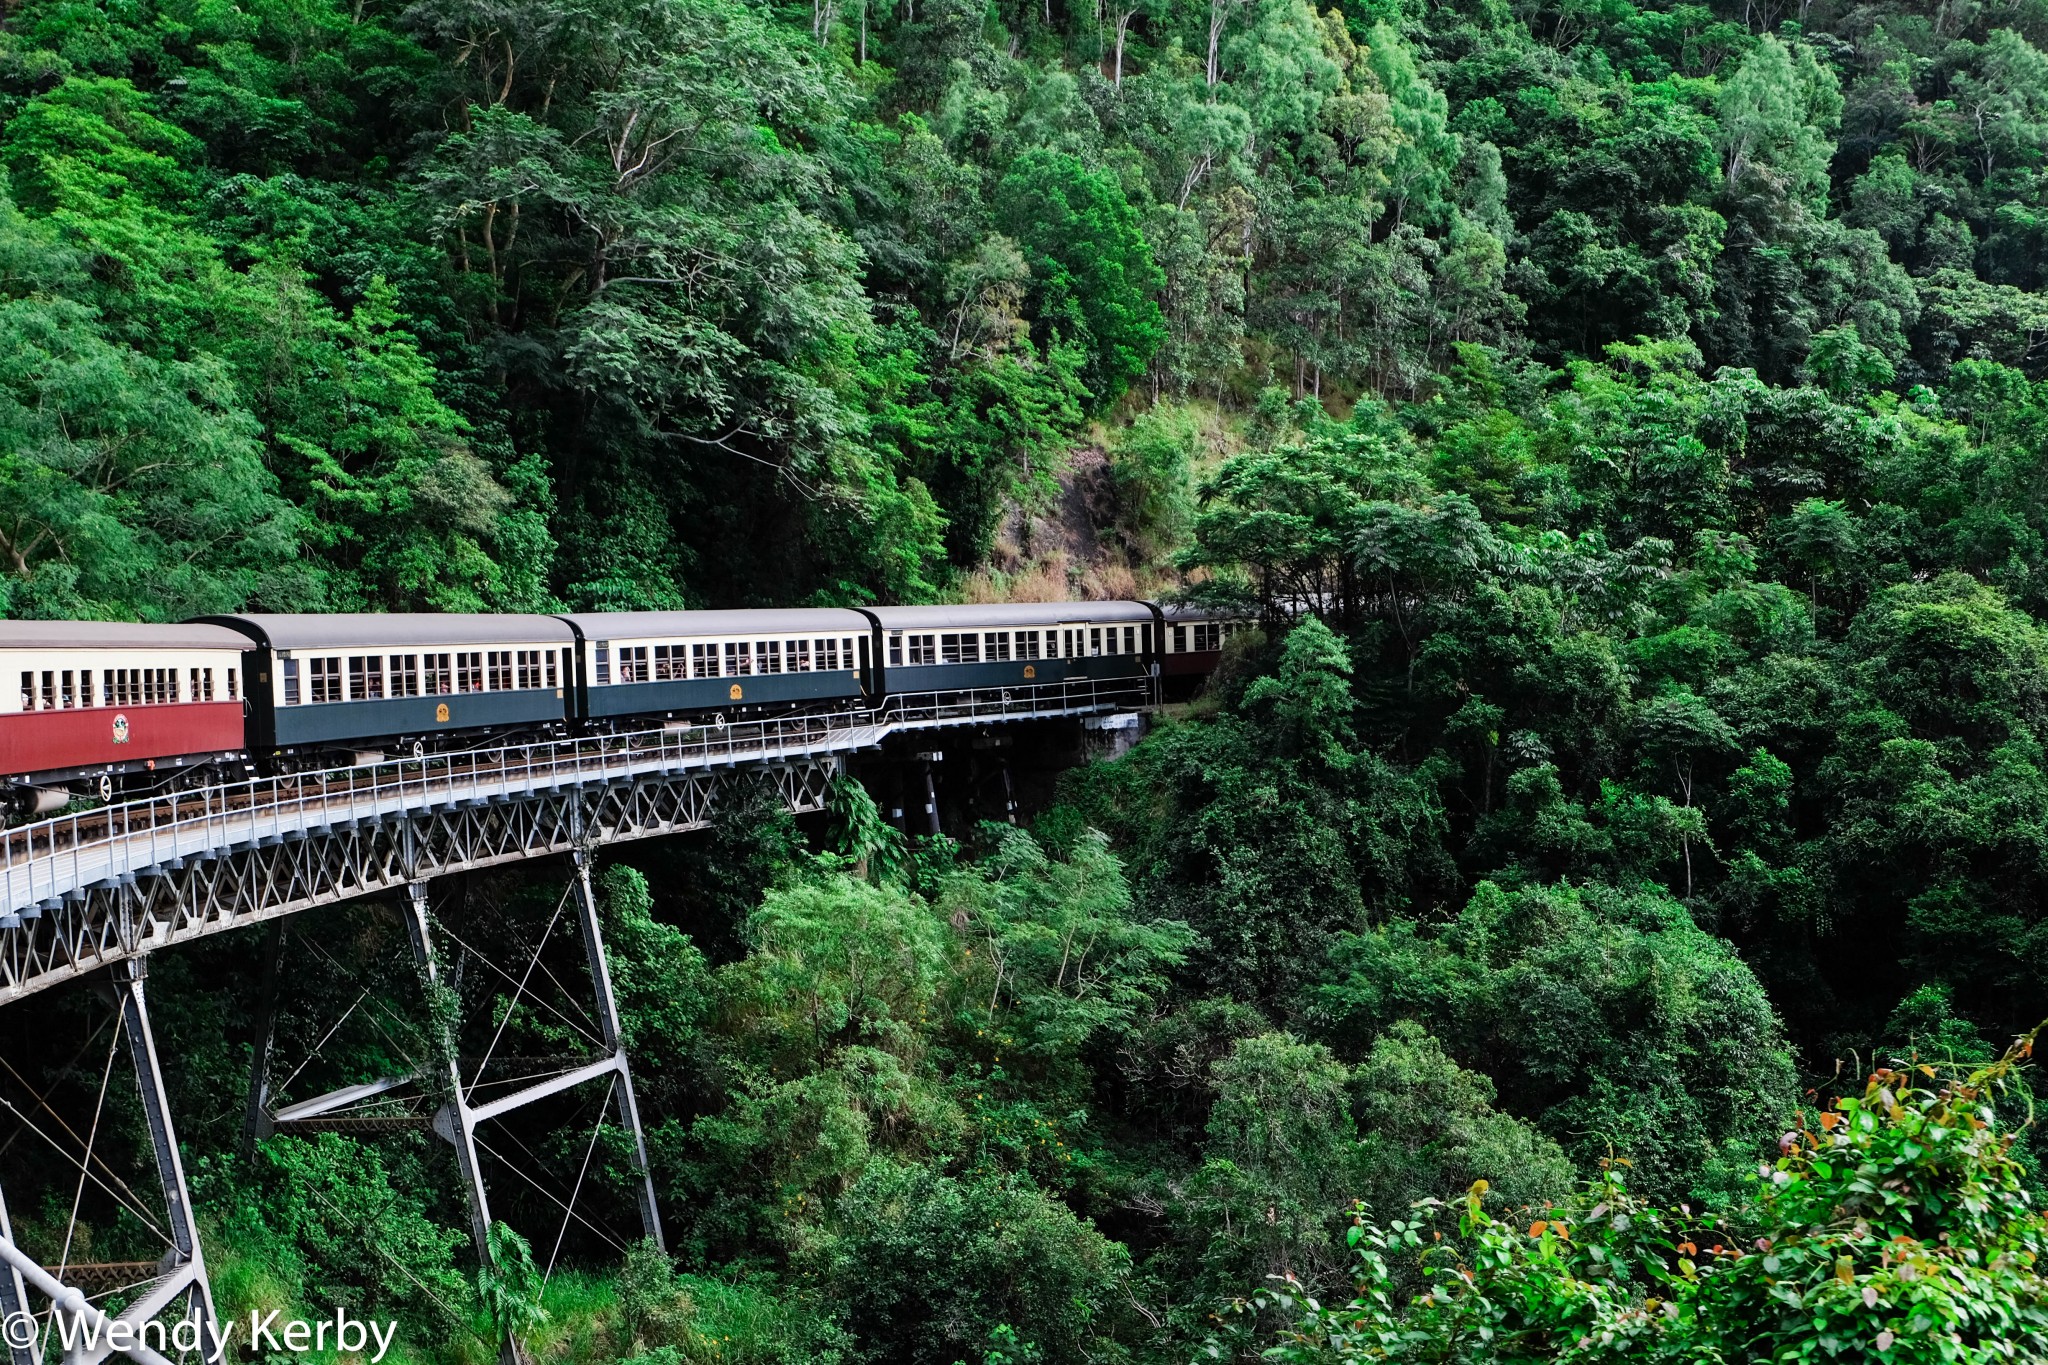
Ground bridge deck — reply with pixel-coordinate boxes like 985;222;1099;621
0;679;1149;999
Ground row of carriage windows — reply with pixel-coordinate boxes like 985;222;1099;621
19;667;238;711
598;637;859;684
284;650;565;705
15;623;1240;714
1170;621;1239;653
889;625;1146;667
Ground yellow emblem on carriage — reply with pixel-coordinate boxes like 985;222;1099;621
729;683;744;700
1022;665;1036;679
435;703;450;723
111;713;130;744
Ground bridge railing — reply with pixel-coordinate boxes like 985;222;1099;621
0;676;1151;921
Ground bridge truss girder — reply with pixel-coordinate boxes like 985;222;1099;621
0;760;837;1005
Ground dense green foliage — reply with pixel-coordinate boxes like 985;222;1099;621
8;0;2048;1353
3;0;2046;611
1218;1040;2048;1362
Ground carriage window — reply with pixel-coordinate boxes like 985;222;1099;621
758;641;781;674
907;634;937;665
226;667;238;701
349;656;385;701
392;655;421;697
985;631;1010;661
844;638;856;670
548;650;561;689
940;633;978;664
488;651;513;690
725;641;753;676
1017;631;1041;660
39;671;54;711
653;645;677;681
280;660;298;706
1123;626;1137;655
815;638;838;671
516;650;542;689
888;633;903;666
457;652;484;692
619;646;649;683
18;671;29;711
1172;625;1188;653
593;644;610;686
692;643;720;679
309;657;341;703
1088;628;1102;657
423;654;449;695
789;639;810;672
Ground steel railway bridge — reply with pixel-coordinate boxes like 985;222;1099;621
0;678;1149;1365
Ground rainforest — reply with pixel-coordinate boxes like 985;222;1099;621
3;0;2048;1356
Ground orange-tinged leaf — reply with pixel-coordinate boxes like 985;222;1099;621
1530;1221;1548;1237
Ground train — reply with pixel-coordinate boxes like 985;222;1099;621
0;601;1252;812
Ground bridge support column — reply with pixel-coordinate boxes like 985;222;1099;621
915;754;941;836
0;1183;33;1365
568;850;665;1252
112;957;222;1364
403;881;495;1258
240;920;286;1153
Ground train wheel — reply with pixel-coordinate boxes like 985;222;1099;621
98;775;114;802
411;739;425;762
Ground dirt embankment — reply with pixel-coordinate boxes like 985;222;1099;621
961;446;1140;602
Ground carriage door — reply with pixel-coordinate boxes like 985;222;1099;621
1060;624;1088;671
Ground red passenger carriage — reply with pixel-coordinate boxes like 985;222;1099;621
0;622;251;809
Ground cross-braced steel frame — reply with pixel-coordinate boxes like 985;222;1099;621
0;960;221;1365
0;676;1152;1365
0;757;836;1365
